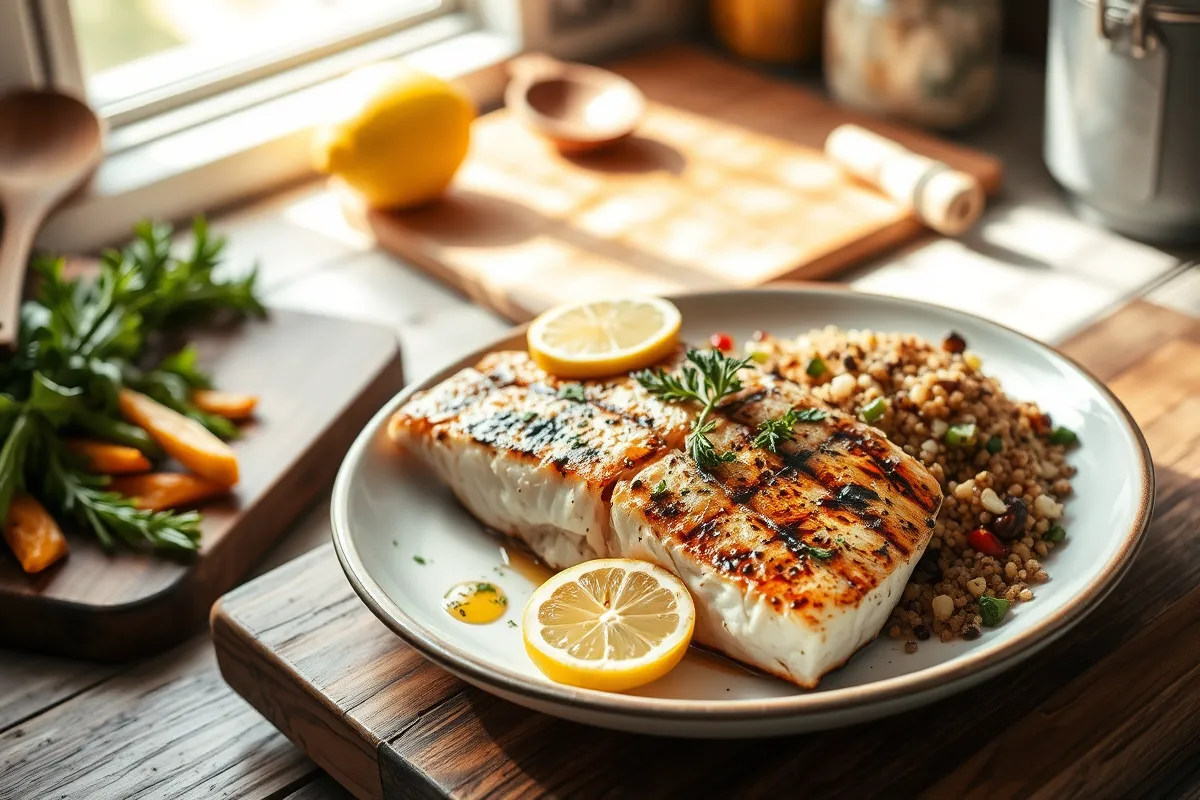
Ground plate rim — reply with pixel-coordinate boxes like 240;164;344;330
331;285;1154;723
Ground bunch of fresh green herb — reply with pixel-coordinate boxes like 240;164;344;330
0;218;264;554
634;349;753;469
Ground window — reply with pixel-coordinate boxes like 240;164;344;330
35;0;458;128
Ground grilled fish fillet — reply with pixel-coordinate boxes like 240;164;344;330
388;351;943;687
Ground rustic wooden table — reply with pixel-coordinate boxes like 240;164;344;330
1;61;1198;800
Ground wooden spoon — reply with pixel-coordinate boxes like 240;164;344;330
0;90;103;347
505;53;645;154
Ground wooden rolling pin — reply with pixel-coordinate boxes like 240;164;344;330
824;124;985;236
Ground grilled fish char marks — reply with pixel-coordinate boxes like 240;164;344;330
477;350;694;446
388;363;668;568
396;373;664;482
721;373;942;521
620;447;914;622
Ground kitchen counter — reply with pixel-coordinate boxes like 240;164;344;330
1;59;1197;800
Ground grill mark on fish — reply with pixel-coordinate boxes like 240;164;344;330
477;350;685;434
820;484;880;514
720;388;769;414
825;424;940;511
724;374;940;519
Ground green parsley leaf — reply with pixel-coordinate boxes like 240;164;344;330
978;595;1010;627
1044;524;1066;543
413;555;427;564
650;480;668;500
634;349;753;470
806;357;826;378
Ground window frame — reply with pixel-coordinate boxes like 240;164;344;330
3;0;696;252
34;0;461;128
0;2;48;94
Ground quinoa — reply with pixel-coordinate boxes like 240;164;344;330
748;326;1075;642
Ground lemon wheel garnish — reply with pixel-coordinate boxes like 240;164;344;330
522;558;695;692
526;297;682;379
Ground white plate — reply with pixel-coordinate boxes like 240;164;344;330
331;288;1152;738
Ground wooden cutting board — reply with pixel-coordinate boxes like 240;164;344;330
0;309;404;661
359;45;1003;322
213;300;1200;799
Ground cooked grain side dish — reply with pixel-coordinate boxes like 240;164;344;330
748;327;1076;646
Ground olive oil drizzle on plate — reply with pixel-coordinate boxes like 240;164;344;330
443;581;508;624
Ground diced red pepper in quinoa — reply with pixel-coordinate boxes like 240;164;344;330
968;528;1007;558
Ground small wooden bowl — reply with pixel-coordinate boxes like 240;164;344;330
505;54;646;154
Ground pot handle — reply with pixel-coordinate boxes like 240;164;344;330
1097;0;1156;58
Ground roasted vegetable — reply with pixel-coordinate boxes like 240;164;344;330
65;439;152;475
2;493;69;573
191;389;258;421
108;472;230;512
118;389;239;487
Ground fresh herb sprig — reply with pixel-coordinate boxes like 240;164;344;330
752;407;828;452
634;349;753;469
0;218;264;554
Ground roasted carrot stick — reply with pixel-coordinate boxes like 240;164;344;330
108;472;230;512
118;389;239;486
65;439;153;475
191;389;258;421
3;494;69;573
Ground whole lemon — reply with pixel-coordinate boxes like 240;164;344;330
313;64;474;209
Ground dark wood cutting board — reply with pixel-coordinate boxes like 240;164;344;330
0;309;404;661
358;45;1003;323
212;300;1200;799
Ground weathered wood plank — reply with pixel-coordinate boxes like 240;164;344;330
283;773;358;800
0;490;343;798
0;636;315;800
0;653;114;732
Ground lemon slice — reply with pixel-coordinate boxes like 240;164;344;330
522;558;695;692
526;297;682;379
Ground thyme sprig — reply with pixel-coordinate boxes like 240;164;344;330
752;407;828;452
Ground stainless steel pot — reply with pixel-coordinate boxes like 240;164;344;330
1045;0;1200;242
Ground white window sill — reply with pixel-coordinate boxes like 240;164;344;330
37;14;518;253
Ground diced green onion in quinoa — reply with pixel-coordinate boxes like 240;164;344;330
806;357;826;378
979;595;1010;627
1044;524;1066;543
557;383;586;402
1048;426;1078;446
986;435;1003;454
860;397;887;423
944;422;978;447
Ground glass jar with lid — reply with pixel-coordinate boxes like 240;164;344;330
824;0;1003;130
